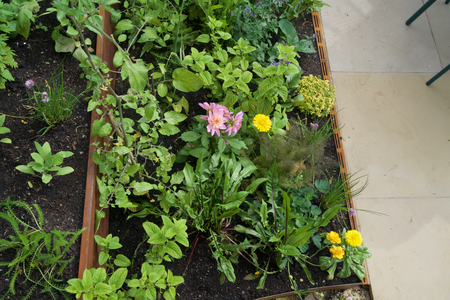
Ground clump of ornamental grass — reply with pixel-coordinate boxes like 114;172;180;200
296;74;336;118
252;117;338;188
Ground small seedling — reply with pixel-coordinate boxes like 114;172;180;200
16;141;74;183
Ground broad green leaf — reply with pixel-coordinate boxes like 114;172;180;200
118;34;127;42
143;221;160;237
94;282;112;295
240;71;253;83
99;252;109;266
114;254;131;267
196;34;210;43
16;165;35;175
148;232;166;244
137;26;158;42
350;263;366;281
182;163;195;188
133;182;154;193
30;152;44;164
159;123;179;136
219;256;236;283
278;244;300;257
113;51;124;67
66;26;78;36
121;58;148;91
164;286;176;300
172;68;203;92
180;131;201;142
337;258;351;278
82;268;94;290
164;241;182;259
55;35;75;53
98;123;112;137
157;83;168;97
55;166;74;176
42;173;52;184
16;6;31;39
109;268;128;289
164;111;187;125
115;19;134;30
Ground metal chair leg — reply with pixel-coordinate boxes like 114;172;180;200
406;0;437;25
426;64;450;85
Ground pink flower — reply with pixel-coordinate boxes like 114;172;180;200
225;111;243;136
310;123;319;130
199;103;230;120
25;79;34;89
348;208;356;217
41;92;49;103
206;109;227;137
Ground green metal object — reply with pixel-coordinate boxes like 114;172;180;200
406;0;449;25
426;64;450;85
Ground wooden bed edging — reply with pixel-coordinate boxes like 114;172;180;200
78;7;115;278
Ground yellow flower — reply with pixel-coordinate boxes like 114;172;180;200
329;246;345;259
345;230;363;247
326;231;341;244
253;114;272;132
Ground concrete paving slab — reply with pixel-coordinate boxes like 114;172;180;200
425;1;450;66
321;0;442;73
353;197;450;300
332;72;450;198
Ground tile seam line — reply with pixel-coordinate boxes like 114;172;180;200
425;9;443;68
356;196;450;200
326;71;445;75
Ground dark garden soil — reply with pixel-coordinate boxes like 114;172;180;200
0;3;361;300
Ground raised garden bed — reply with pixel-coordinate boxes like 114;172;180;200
0;1;371;299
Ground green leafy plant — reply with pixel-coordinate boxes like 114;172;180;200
15;141;74;184
234;161;345;294
0;0;40;88
0;114;11;143
291;0;330;17
296;74;336;118
0;34;18;89
230;0;283;64
66;223;187;300
279;19;315;54
319;229;371;281
24;62;81;135
0;0;40;39
0;197;85;300
188;23;302;114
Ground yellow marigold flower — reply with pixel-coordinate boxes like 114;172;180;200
326;231;341;244
345;230;363;247
253;114;272;132
329;246;345;259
